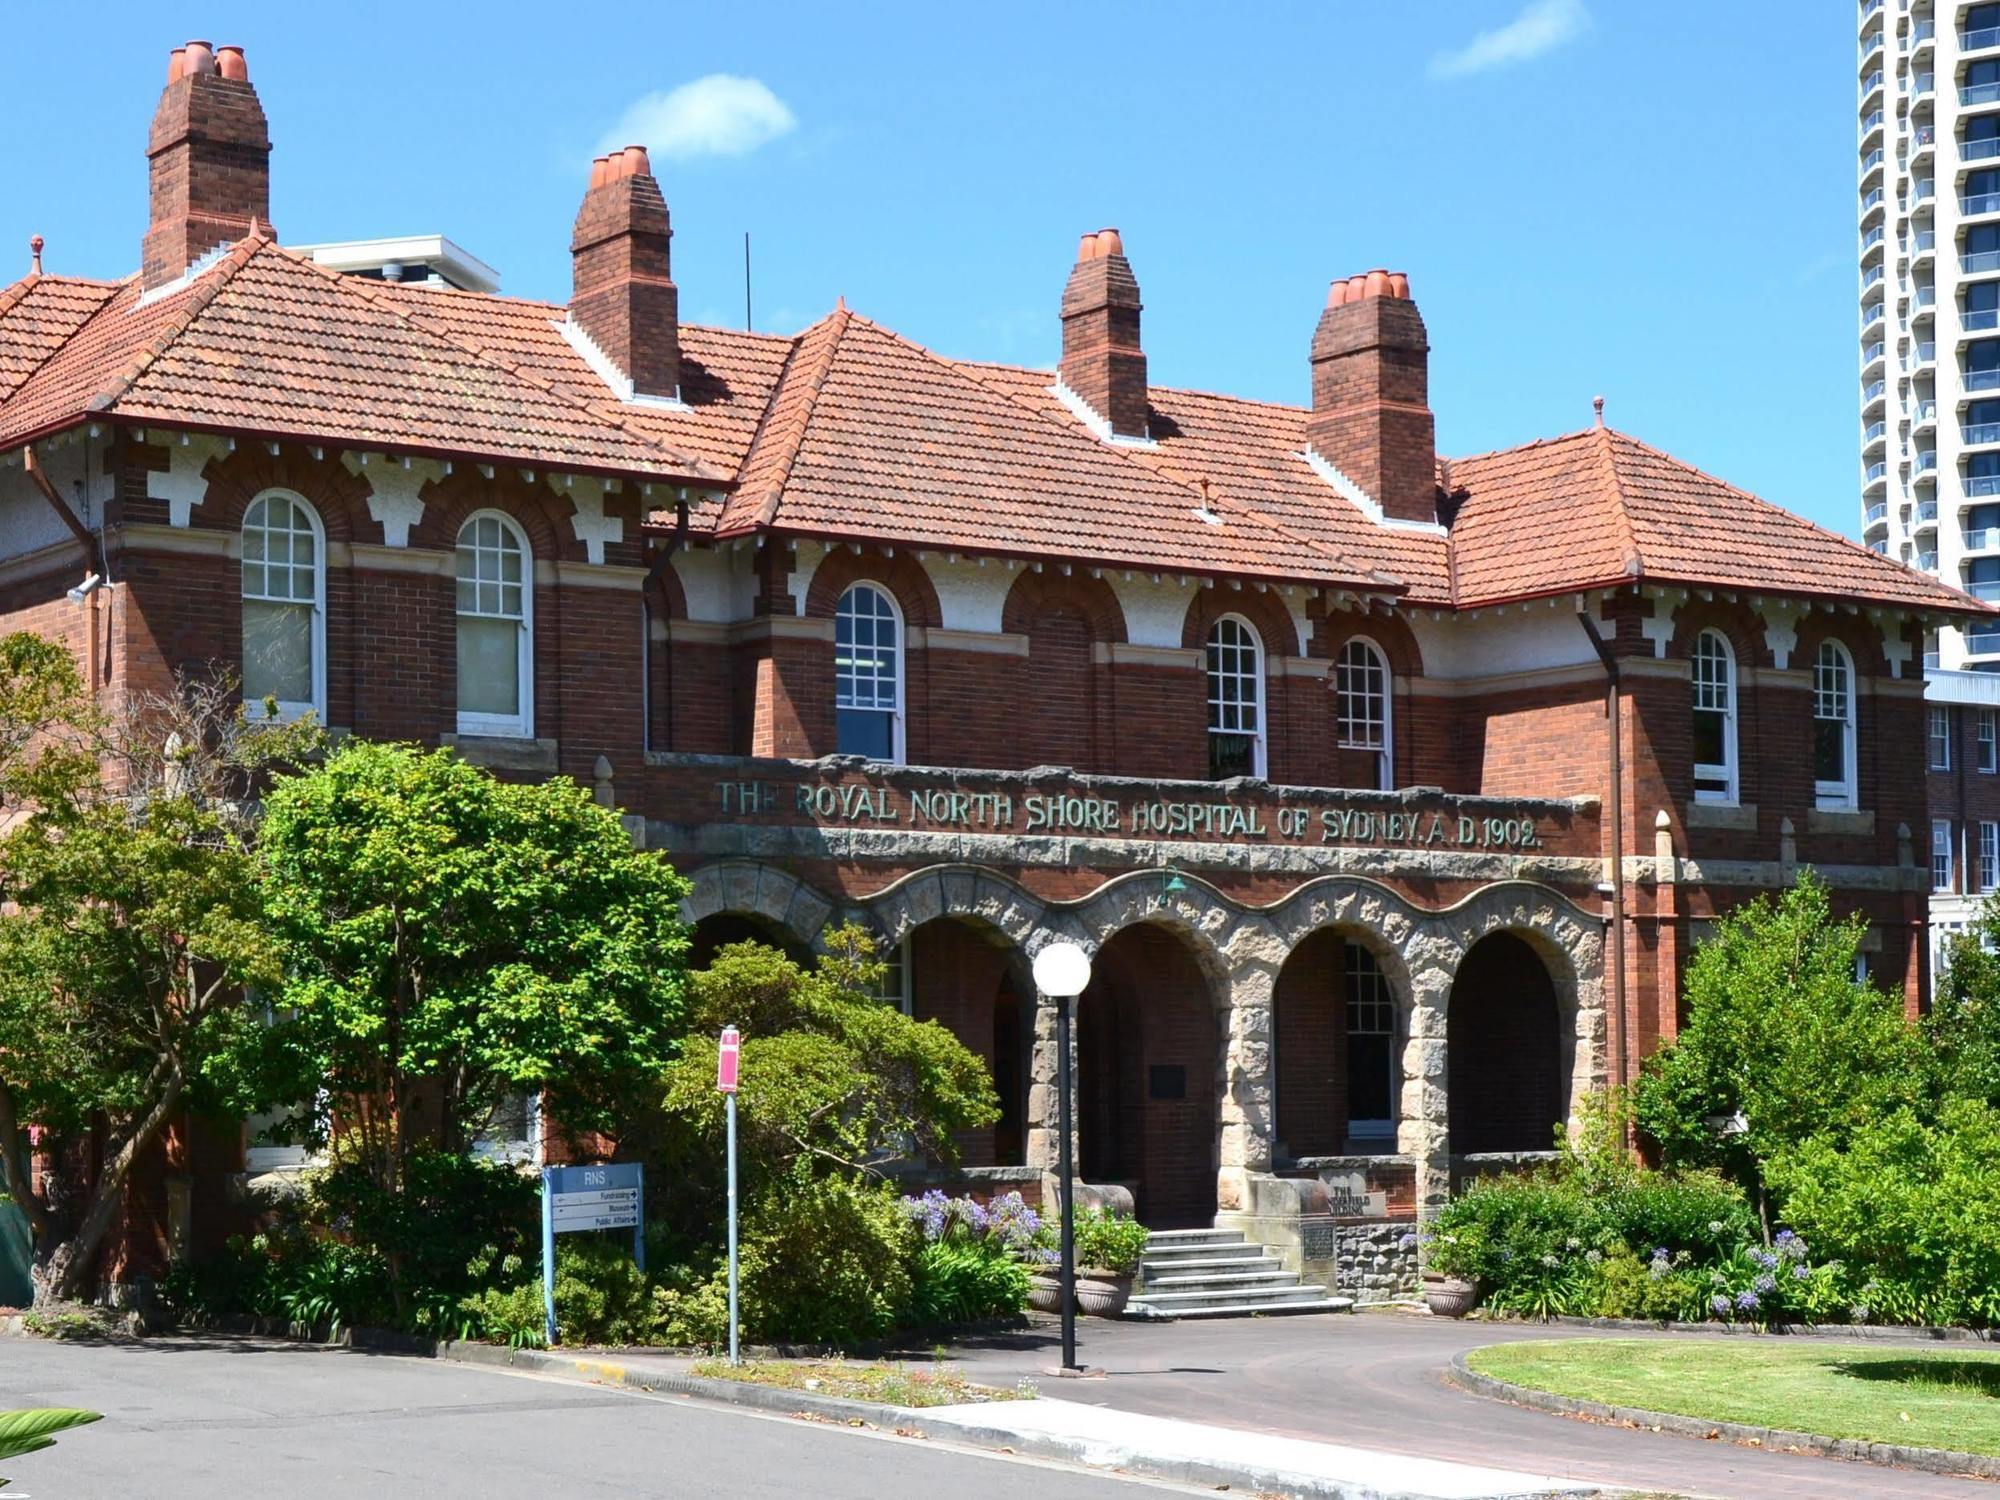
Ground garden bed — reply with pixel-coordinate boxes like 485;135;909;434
1461;1338;2000;1473
686;1357;1033;1407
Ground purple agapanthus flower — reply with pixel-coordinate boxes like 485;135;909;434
1736;1290;1760;1312
1754;1273;1777;1295
1711;1293;1730;1316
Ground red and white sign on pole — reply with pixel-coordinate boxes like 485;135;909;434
717;1026;741;1093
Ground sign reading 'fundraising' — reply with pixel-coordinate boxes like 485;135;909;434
713;778;1551;852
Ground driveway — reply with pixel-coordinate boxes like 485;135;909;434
936;1311;2000;1500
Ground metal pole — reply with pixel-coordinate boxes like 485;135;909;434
726;1089;740;1366
1056;990;1078;1372
540;1166;558;1348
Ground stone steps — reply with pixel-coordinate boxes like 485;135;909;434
1128;1228;1352;1321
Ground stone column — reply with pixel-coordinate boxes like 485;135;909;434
1400;935;1457;1227
1214;937;1279;1215
1024;988;1073;1200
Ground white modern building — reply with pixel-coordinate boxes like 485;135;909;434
1862;0;2000;664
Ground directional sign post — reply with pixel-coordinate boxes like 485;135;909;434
540;1162;645;1347
718;1026;741;1366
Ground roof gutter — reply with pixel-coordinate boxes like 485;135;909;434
1576;610;1629;1107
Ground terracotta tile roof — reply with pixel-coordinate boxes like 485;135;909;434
0;248;1974;616
0;239;724;483
717;311;1387;587
0;276;122;405
1446;425;1980;614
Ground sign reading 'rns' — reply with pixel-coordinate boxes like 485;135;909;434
714;780;1548;851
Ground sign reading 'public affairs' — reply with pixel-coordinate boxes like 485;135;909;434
541;1163;645;1347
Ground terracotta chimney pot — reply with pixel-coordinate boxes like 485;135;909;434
167;46;187;82
1097;227;1124;258
623;144;651;176
216;46;248;81
1388;272;1410;299
183;40;215;74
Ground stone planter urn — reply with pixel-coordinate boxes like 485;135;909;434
1075;1269;1134;1318
1423;1273;1478;1319
1027;1270;1062;1314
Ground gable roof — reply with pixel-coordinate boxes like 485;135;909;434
0;245;1978;618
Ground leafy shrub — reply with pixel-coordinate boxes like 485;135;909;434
1770;1100;2000;1328
460;1239;664;1348
904;1241;1030;1327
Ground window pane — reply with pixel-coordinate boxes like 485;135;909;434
243;599;313;704
1815;719;1846;784
1347;1034;1393;1125
835;586;900;718
837;706;895;759
1209;731;1256;781
457;616;522;716
1692;709;1726;770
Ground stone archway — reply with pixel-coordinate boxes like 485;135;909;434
679;860;836;956
1446;932;1563;1154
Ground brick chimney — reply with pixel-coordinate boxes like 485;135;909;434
142;42;270;291
1307;270;1437;525
570;145;679;400
1059;228;1148;439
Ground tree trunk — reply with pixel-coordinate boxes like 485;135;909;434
0;1081;51;1242
37;1069;185;1306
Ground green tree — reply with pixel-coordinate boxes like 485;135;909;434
0;652;315;1302
255;742;691;1204
1633;873;1930;1231
1929;896;2000;1109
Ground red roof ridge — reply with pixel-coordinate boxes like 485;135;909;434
735;305;853;531
874;314;1389;591
1444;425;1600;469
86;234;268;417
1593;421;1644;581
0;275;127;418
269;241;724;484
371;276;799;349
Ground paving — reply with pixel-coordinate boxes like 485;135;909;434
936;1310;2000;1500
0;1334;1213;1499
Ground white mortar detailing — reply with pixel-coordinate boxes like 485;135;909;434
1882;635;1913;679
787;539;826;617
554;317;689;410
565;478;623;564
916;552;1009;632
134;242;234;307
146;434;230;527
1405;605;1597;680
1104;571;1194;648
1048;376;1157;448
348;456;443;547
671;547;751;624
1640;589;1682;658
1301;445;1448;536
1754;598;1806;670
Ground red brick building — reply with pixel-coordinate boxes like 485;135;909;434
0;45;1983;1297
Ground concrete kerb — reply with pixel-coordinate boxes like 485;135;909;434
1447;1350;2000;1483
435;1341;1612;1500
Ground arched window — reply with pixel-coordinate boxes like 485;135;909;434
1336;637;1393;791
835;583;903;762
1813;640;1858;810
1344;941;1397;1144
1691;630;1738;805
1206;616;1265;779
455;511;533;738
241;491;325;719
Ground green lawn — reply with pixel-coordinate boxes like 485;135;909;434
1467;1339;2000;1457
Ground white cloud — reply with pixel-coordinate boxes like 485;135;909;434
597;75;797;161
1428;0;1589;80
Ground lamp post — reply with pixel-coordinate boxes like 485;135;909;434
1031;940;1092;1376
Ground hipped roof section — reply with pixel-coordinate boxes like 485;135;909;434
0;245;1980;617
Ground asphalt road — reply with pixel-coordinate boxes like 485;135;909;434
0;1335;1211;1500
944;1311;2000;1500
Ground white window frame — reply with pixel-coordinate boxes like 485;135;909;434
1336;636;1394;791
239;489;326;722
1984;821;2000;894
834;582;906;764
472;1090;544;1167
1936;817;1956;893
1813;640;1859;811
1691;629;1739;805
455;509;535;740
876;934;913;1016
1930;705;1953;771
1206;614;1267;779
1343;940;1398;1143
1982;710;1998;774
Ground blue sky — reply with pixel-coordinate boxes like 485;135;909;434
3;3;1862;535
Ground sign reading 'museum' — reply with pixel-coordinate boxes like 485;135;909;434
714;778;1551;851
